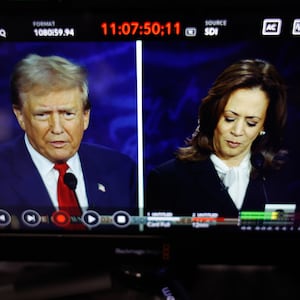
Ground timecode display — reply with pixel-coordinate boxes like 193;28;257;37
100;21;181;37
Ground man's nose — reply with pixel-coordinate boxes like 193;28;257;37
50;113;64;134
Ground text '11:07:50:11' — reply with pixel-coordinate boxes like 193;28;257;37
100;21;181;37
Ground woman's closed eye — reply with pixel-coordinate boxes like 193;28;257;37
224;116;258;127
224;116;235;122
246;121;258;127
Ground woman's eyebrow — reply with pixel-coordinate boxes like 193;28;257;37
224;110;262;120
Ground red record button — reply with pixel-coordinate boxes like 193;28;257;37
51;210;71;227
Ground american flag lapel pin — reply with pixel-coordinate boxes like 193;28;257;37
98;183;106;192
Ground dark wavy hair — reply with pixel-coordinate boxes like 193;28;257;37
176;58;288;173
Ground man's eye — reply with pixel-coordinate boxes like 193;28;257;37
64;112;76;118
35;113;48;119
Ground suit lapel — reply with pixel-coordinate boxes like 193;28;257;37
242;177;266;211
78;147;110;209
12;137;53;210
187;159;238;214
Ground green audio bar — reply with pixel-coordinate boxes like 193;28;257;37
240;211;286;220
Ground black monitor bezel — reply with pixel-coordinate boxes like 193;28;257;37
1;0;300;266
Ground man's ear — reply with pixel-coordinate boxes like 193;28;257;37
83;109;90;131
12;105;25;131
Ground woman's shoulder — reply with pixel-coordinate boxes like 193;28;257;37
152;157;210;174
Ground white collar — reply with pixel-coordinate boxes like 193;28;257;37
210;153;251;210
24;134;81;177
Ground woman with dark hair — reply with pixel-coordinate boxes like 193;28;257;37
145;58;297;218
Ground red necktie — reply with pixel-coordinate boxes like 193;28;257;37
53;162;85;230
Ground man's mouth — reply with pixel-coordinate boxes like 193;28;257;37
50;141;67;148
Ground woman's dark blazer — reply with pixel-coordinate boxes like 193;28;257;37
145;157;299;218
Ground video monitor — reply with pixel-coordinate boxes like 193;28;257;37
1;0;300;264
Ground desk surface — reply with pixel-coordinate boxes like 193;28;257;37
0;262;297;300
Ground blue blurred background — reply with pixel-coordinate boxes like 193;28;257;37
0;41;138;162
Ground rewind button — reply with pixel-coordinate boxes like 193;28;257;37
0;209;11;227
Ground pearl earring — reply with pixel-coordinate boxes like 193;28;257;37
259;130;266;136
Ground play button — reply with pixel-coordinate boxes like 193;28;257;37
81;210;101;228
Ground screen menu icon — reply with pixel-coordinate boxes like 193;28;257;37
262;18;282;35
292;19;300;35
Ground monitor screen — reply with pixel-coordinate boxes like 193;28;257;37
1;0;300;265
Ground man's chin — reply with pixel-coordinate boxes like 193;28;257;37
46;151;75;163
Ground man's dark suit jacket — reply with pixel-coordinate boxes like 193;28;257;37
145;157;299;218
0;136;138;227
